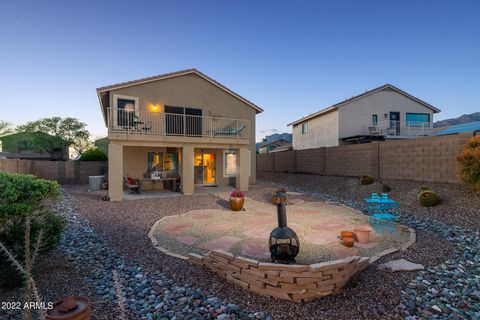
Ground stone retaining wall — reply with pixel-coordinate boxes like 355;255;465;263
188;250;370;302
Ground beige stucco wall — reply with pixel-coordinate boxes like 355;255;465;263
338;88;434;139
292;110;339;149
107;73;257;184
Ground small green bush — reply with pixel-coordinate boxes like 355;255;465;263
420;185;430;191
418;190;440;207
0;173;65;287
360;175;374;185
79;147;108;161
381;184;392;193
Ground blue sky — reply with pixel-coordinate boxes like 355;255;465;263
0;0;479;141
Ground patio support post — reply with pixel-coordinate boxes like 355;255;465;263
108;143;123;201
181;145;194;195
236;146;249;191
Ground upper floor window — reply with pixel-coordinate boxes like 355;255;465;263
406;113;430;127
301;122;308;134
113;95;139;127
372;114;378;125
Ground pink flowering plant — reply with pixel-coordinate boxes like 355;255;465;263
230;190;245;198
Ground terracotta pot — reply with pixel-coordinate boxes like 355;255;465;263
230;196;244;211
343;237;355;247
341;231;355;239
46;296;90;320
354;225;372;243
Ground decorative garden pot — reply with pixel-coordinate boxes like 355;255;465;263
230;196;244;211
46;296;90;320
341;231;355;239
354;225;372;244
343;237;355;247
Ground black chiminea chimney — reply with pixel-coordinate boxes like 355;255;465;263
268;202;300;264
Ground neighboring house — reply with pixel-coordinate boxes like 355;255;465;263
257;139;290;153
269;142;292;153
96;68;262;201
288;84;441;150
0;132;69;160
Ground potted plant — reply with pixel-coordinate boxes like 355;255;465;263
230;190;245;211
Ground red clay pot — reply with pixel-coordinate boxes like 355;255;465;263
354;225;372;244
341;231;355;239
230;196;244;211
46;296;90;320
343;237;355;247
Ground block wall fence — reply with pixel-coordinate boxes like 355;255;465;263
257;133;474;183
0;158;107;184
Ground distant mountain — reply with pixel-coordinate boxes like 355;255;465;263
256;133;292;149
434;112;480;128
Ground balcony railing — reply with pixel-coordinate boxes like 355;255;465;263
369;120;432;137
107;108;250;139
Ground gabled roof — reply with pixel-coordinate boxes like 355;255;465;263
269;142;292;153
96;69;263;122
258;139;290;149
287;84;441;127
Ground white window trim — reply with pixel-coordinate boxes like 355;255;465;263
223;149;238;178
112;94;140;128
302;122;308;134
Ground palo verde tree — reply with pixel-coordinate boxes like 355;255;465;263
17;117;90;160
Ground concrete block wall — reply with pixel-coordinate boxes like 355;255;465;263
295;148;325;174
256;133;473;183
0;158;107;184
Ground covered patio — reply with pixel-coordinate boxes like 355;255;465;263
108;142;250;201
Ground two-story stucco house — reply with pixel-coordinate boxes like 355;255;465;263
96;69;262;201
288;84;441;150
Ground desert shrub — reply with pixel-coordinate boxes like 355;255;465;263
360;175;374;185
79;147;108;161
0;173;65;287
457;136;480;193
381;184;392;193
420;185;430;191
418;190;440;207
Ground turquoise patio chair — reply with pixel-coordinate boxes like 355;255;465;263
365;193;399;234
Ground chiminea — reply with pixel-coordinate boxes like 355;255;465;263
269;202;300;264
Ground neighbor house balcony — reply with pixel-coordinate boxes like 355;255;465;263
107;108;251;141
369;120;432;138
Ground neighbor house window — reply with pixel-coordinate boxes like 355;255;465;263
301;122;308;134
406;113;430;127
223;150;237;177
372;114;378;125
163;153;178;171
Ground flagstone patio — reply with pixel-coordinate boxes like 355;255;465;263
150;192;412;264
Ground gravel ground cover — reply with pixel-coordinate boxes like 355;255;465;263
0;249;117;320
256;172;480;319
257;172;480;232
54;191;271;320
64;184;457;319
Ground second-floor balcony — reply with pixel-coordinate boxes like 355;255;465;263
369;120;432;137
107;108;250;139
